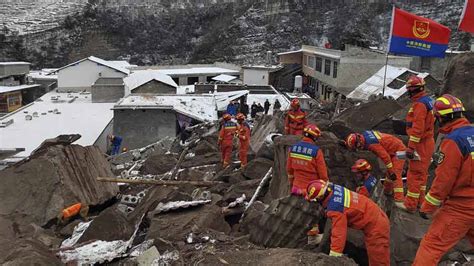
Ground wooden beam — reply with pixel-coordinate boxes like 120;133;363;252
97;177;223;187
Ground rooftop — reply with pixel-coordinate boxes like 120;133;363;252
52;56;130;75
0;62;31;66
114;94;217;122
211;74;239;83
155;67;239;76
0;91;114;161
0;84;41;94
125;70;178;91
28;69;58;80
347;65;430;101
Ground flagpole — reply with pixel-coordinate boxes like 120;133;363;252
384;5;396;97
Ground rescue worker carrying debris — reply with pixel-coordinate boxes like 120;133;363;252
400;76;435;212
284;99;307;135
218;113;237;168
413;94;474;266
306;180;390;266
345;130;406;202
236;113;251;168
351;159;377;198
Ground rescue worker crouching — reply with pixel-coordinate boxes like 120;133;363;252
413;94;474;265
345;131;406;202
305;180;390;266
236;113;251;168
351;159;377;198
284;99;308;135
218;113;237;168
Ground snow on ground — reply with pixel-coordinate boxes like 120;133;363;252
0;91;114;161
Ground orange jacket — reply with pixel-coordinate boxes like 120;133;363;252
362;130;406;170
422;118;474;213
323;184;384;255
62;203;82;219
219;121;237;146
356;175;377;198
287;137;329;190
285;109;307;133
406;92;435;148
237;121;251;145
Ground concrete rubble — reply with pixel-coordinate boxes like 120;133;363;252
0;95;472;265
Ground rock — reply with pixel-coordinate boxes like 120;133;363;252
194;140;218;155
146;204;231;242
136;246;160;266
256;141;274;161
153;238;176;254
242;157;273;179
442;52;474;121
109;151;135;165
181;152;221;168
222;179;261;203
78;205;136;243
0;141;118;227
59;220;82;238
240;201;268;234
18;223;62;248
1;239;62;266
141;153;177;175
248;195;322;248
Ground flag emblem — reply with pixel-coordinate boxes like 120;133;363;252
413;20;430;38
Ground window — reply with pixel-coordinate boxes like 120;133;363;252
333;61;338;78
315;57;322;72
308;56;315;69
324;59;331;76
187;76;199;85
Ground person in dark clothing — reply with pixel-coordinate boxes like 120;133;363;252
274;99;281;111
240;102;249;117
264;99;271;115
108;135;122;155
257;103;264;114
226;101;237;116
250;102;258;119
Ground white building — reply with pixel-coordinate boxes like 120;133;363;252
242;65;282;86
0;90;114;165
52;56;130;92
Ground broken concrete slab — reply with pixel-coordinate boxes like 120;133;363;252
1;239;63;266
141;153;177;175
0;142;118;227
194;139;218;155
181;152;221;168
242;157;273;180
136;246;160;266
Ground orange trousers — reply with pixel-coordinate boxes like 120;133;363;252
239;141;249;166
383;156;405;202
405;137;435;210
220;143;233;167
413;204;474;265
364;210;391;266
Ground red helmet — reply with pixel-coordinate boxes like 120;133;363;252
306;180;329;202
223;113;232;121
433;94;465;118
303;124;321;139
406;76;426;92
351;159;372;173
290;99;300;108
345;133;365;151
236;113;246;120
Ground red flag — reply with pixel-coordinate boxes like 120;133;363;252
459;0;474;33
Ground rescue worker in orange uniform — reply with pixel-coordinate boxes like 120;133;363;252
401;76;435;212
287;124;329;238
351;159;378;198
284;99;308;135
236;113;251;168
413;94;474;266
345;130;406;202
306;180;390;266
287;124;329;196
218;113;237;168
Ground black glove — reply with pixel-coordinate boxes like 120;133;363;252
389;172;397;181
419;212;429;220
406;148;415;160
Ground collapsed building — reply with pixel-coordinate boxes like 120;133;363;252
0;53;473;265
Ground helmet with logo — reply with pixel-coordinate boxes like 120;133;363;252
303;124;321;139
306;180;329;202
223;113;232;121
290;99;300;108
406;76;426;97
351;159;372;173
345;133;365;151
236;113;246;121
433;94;465;118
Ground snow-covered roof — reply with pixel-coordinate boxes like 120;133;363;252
0;91;114;162
0;62;30;66
108;61;137;69
277;49;303;56
278;47;341;59
155;67;239;76
211;74;239;83
0;84;40;94
124;70;178;91
177;85;196;94
52;56;130;75
28;69;58;80
114;95;217;122
347;65;430;101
